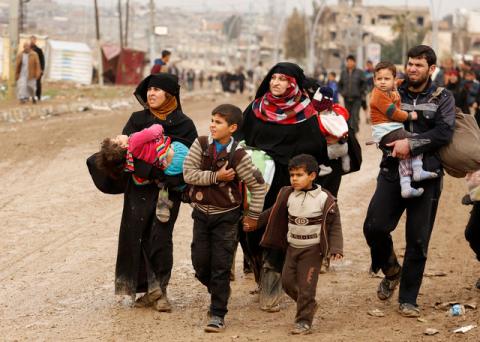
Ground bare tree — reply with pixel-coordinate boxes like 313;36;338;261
284;8;307;61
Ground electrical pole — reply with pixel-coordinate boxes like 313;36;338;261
149;0;155;67
246;1;253;72
118;0;124;49
94;0;104;85
125;0;130;47
429;0;439;54
8;0;20;100
307;0;326;75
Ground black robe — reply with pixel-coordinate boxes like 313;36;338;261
115;108;197;295
235;104;328;283
237;105;328;209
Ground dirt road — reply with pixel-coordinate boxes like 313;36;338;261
0;93;478;341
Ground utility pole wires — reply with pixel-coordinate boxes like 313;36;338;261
8;0;20;99
94;0;104;85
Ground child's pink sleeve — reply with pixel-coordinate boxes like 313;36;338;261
128;124;164;154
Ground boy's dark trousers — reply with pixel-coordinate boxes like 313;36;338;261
465;202;480;260
363;172;442;305
191;208;241;318
281;244;322;325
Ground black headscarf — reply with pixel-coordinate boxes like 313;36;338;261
134;73;182;110
255;62;306;99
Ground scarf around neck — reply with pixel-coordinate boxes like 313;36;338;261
149;93;178;120
251;75;317;125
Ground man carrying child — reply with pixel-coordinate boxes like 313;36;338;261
363;45;456;317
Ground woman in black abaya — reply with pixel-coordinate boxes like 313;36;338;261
115;73;197;311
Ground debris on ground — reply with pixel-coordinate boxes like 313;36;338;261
452;324;477;333
464;302;477;310
424;271;447;277
449;304;465;317
367;309;385;317
424;328;439;336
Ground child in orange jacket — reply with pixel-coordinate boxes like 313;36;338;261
370;61;438;198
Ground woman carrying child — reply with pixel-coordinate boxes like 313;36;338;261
105;73;197;311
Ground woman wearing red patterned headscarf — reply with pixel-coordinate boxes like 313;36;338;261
235;62;328;312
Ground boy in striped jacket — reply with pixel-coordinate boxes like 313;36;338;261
183;104;266;333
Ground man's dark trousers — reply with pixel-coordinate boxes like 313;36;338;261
191;208;240;318
465;202;480;260
344;97;362;133
363;171;442;305
36;75;42;101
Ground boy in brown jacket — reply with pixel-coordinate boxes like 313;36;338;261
260;154;343;335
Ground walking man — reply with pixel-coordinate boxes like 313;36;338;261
30;36;45;101
15;42;41;104
338;55;366;133
363;45;455;317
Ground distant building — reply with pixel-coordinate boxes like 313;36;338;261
315;0;430;70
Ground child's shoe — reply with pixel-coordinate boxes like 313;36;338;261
400;176;424;198
401;186;424;198
204;315;225;333
156;189;173;222
319;164;333;177
291;321;311;335
412;169;438;182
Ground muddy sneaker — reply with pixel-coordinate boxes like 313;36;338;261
133;288;162;308
154;293;172;312
398;303;420;317
204;315;225;333
377;273;401;301
291;321;311;335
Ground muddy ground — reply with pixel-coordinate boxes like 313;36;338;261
0;92;479;341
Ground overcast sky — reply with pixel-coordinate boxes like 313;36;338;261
56;0;479;18
61;0;480;17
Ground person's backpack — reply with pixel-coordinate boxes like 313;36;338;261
239;141;275;211
429;86;480;177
